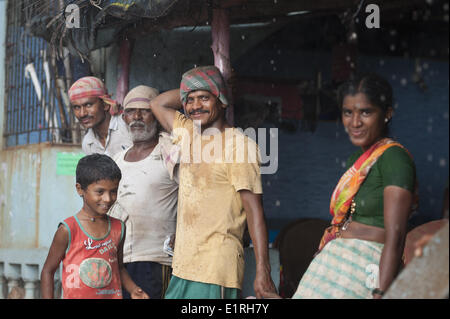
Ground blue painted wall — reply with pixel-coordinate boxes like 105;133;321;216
236;52;449;230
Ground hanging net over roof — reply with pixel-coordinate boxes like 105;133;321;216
25;0;180;58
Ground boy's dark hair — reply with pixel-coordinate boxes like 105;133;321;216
76;153;122;190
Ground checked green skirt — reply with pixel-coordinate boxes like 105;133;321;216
293;238;384;299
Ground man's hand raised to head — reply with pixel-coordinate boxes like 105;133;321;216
149;89;182;133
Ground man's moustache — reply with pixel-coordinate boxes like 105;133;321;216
129;121;146;128
189;110;209;115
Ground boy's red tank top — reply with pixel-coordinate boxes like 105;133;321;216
61;215;124;299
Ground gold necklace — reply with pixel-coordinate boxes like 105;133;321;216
341;198;356;231
79;212;101;222
79;215;96;222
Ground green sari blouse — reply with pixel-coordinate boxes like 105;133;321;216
345;146;416;228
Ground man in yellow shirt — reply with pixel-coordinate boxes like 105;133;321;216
149;66;277;299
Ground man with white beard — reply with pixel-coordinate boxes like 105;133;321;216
109;85;179;299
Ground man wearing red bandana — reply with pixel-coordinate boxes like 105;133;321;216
69;76;132;157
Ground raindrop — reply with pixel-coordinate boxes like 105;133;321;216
275;200;280;207
379;59;385;66
270;59;275;65
390;44;396;51
400;78;408;86
443;111;449;120
241;35;246;40
427;154;433;162
439;158;447;167
273;66;277;71
341;161;346;168
427;125;432;133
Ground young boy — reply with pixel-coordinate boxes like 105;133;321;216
40;154;149;299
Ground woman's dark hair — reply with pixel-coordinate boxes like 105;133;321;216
337;73;394;112
76;153;122;190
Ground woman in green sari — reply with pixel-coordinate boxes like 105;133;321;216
294;73;417;299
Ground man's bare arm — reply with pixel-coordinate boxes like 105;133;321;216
240;190;278;298
149;89;182;132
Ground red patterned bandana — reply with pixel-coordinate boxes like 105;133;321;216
69;76;120;115
180;66;228;107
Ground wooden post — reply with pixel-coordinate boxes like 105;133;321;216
211;7;233;125
116;37;133;108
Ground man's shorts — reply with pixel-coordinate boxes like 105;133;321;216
164;275;239;299
123;261;172;299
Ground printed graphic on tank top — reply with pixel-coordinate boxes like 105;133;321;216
60;215;124;299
